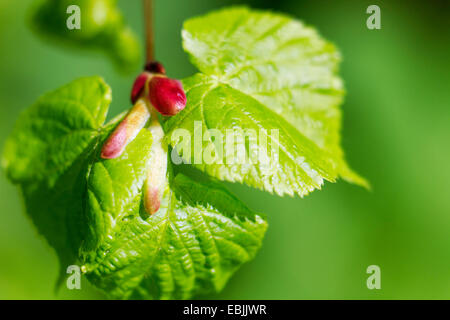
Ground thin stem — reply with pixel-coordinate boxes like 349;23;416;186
143;0;154;63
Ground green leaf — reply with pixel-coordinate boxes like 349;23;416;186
3;76;111;185
165;6;368;197
3;76;267;299
1;76;113;275
30;0;140;73
82;136;267;299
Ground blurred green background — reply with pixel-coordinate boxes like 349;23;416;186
0;0;449;299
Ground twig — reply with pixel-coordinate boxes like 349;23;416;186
143;0;154;63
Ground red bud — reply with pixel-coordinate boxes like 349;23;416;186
101;119;128;159
101;100;150;159
144;187;162;215
131;72;151;104
148;76;187;116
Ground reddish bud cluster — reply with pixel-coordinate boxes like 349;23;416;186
102;61;181;216
130;61;186;117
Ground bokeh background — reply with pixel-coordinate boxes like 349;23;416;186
0;0;449;299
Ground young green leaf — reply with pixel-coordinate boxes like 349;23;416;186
30;0;140;73
2;76;114;276
82;134;267;299
165;7;368;197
